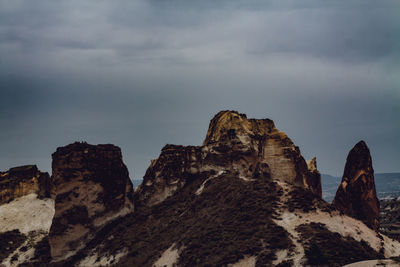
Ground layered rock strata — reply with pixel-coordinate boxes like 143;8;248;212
0;165;51;205
48;142;134;261
135;110;322;207
333;141;380;230
0;165;54;266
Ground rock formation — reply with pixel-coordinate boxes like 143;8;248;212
0;165;54;266
333;141;380;230
306;157;322;197
72;112;399;267
48;142;134;261
0;165;51;205
135;110;322;207
1;111;399;266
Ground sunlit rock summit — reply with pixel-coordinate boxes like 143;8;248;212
135;111;322;208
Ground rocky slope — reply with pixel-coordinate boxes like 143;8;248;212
48;142;134;262
0;165;54;266
333;141;380;231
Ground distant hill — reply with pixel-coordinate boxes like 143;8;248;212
322;173;400;202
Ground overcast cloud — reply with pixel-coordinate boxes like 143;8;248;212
0;0;399;178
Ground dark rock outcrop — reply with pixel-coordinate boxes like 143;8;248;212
48;142;134;261
135;110;322;207
0;165;51;205
333;141;380;230
306;157;322;198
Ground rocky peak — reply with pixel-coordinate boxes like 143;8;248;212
135;111;322;207
306;157;322;197
333;141;380;230
307;157;317;172
203;110;276;146
204;111;321;193
48;142;134;261
0;165;51;205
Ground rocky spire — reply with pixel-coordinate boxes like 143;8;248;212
306;157;322;197
333;141;380;230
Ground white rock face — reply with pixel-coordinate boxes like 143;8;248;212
0;193;55;267
78;248;128;267
153;244;180;267
273;180;400;266
228;256;256;267
0;193;54;234
195;171;225;195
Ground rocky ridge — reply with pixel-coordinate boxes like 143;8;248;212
333;141;380;230
0;110;398;266
68;111;399;266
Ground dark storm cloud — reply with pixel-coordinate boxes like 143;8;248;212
0;0;399;178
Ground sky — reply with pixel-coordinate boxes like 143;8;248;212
0;0;399;179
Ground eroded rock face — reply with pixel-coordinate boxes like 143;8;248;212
0;165;51;205
48;142;134;261
135;111;322;207
0;165;54;266
333;141;380;230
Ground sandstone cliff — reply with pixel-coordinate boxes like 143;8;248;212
135;110;322;208
0;165;51;205
48;142;134;261
333;141;380;230
0;165;54;266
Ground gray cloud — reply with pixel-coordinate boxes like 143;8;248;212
0;0;399;178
